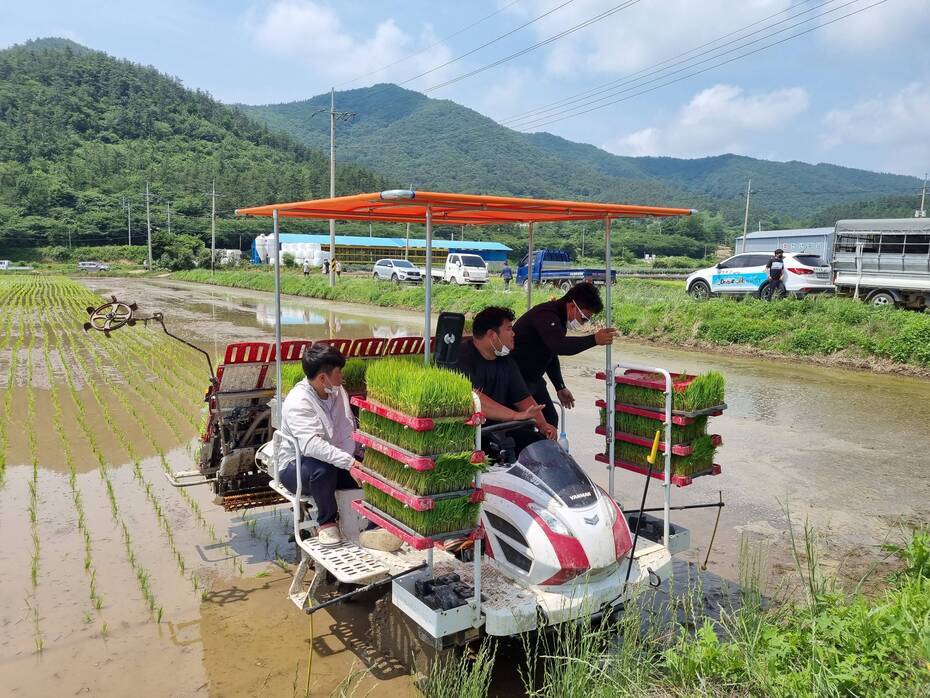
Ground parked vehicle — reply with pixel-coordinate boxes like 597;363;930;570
830;218;930;309
686;252;833;300
0;260;10;271
371;258;422;283
77;261;110;272
434;253;488;287
516;249;616;291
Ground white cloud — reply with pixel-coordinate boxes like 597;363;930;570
605;83;809;158
818;0;930;52
250;1;454;89
821;81;930;173
504;0;795;77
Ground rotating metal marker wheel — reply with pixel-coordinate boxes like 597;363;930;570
83;296;138;337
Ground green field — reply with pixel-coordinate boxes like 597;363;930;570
172;269;930;370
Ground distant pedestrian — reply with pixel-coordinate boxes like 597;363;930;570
322;258;330;276
335;260;342;278
765;248;786;300
501;262;513;292
302;258;310;277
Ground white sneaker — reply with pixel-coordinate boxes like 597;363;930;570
317;524;343;547
358;528;403;552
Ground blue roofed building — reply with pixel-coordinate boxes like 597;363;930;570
251;233;512;269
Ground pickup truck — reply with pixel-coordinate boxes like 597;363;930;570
430;253;489;287
516;249;616;290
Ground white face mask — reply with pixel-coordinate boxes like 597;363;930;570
566;319;582;332
567;301;589;332
491;333;510;357
322;377;339;396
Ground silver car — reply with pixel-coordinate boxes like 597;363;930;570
371;258;422;283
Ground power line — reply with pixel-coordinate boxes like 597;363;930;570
395;0;577;88
335;0;524;88
421;0;644;94
509;0;876;132
497;0;833;128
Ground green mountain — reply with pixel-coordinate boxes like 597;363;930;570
238;84;921;223
0;38;386;248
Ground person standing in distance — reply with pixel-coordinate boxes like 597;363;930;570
302;258;310;277
501;261;513;292
765;248;786;300
511;283;618;428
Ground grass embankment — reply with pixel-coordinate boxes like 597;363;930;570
423;526;930;698
170;269;930;372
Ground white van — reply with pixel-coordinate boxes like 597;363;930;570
77;261;110;272
439;253;488;287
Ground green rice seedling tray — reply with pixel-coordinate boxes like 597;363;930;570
595;369;726;414
594;453;721;487
599;434;718;478
352;396;481;431
358;410;477;456
362;448;485;496
351;464;482;512
597;404;709;443
364;358;476;419
594;425;722;455
352;499;480;550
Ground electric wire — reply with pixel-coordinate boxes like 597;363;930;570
497;0;836;127
509;0;882;132
334;0;524;88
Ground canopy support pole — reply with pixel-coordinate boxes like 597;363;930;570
526;222;534;309
273;209;283;425
424;203;433;365
604;215;615;500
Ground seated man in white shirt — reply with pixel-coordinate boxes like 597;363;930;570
276;343;364;547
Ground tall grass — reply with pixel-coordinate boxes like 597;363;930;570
173;269;930;370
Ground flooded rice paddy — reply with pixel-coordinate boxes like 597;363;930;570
1;275;929;696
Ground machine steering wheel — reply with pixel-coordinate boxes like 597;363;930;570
480;418;536;435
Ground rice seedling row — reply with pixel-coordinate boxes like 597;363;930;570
0;303;26;487
49;303;164;621
35;304;106;621
65;303;213;590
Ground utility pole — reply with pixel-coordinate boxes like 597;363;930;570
144;181;153;271
917;173;928;218
581;227;586;258
312;88;356;287
405;222;410;260
122;197;132;245
166;202;171;235
211;178;217;275
68;229;72;249
739;178;757;254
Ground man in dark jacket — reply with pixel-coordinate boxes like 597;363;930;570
511;283;618;428
765;248;786;300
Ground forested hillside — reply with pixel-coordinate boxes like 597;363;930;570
0;39;386;248
240;84;922;223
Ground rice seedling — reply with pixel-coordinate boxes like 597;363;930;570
614;434;718;476
615;371;726;412
600;410;709;443
365;358;474;418
362;485;481;535
358;410;475;455
362;448;483;495
419;641;496;698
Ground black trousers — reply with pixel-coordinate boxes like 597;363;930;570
529;381;559;428
279;457;357;526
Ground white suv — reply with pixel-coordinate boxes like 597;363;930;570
686;252;833;300
371;259;422;283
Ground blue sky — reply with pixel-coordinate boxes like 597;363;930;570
4;0;930;178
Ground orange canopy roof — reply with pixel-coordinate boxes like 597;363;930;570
236;190;695;225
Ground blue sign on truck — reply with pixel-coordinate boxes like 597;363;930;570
516;249;617;290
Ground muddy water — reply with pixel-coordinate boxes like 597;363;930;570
4;275;928;697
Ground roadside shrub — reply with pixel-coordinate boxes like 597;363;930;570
782;326;848;355
282;252;295;268
878;315;930;366
697;315;786;345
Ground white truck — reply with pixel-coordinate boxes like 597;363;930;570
430;253;489;287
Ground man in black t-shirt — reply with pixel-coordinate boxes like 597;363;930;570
452;307;557;456
511;283;618;428
765;248;786;300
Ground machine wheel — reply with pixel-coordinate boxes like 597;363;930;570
688;280;711;300
370;595;448;681
869;291;896;307
559;280;572;292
